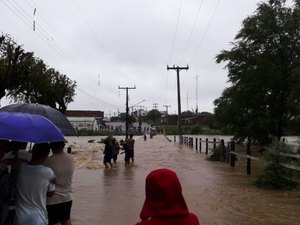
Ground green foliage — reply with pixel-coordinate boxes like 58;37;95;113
207;146;221;161
252;141;298;190
162;125;222;135
162;125;179;135
0;34;76;112
145;109;161;124
200;112;219;129
189;125;203;134
75;128;141;136
214;0;300;144
118;113;136;123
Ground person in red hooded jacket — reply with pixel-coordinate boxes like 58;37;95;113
136;168;200;225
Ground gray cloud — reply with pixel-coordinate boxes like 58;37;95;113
0;0;264;115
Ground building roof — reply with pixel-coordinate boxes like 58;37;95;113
65;110;104;117
67;117;96;122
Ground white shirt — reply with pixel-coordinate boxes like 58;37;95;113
44;152;75;205
3;149;31;165
15;163;55;225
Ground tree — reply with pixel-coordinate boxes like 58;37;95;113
0;34;30;99
119;113;136;124
145;109;162;124
0;34;76;113
215;0;300;144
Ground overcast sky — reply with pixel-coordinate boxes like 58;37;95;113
0;0;264;116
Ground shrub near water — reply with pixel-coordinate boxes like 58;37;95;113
207;146;221;161
252;141;298;190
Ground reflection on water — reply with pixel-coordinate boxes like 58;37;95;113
71;135;299;225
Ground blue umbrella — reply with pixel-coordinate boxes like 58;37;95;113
0;103;77;136
0;111;64;143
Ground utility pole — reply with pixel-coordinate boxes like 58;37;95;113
163;105;171;125
118;85;136;139
163;105;171;115
186;92;189;111
153;103;158;125
195;74;199;113
167;65;189;144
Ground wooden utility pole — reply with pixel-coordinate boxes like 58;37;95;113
195;74;199;113
167;65;189;144
163;105;171;115
118;85;136;139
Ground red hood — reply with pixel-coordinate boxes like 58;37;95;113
140;168;190;220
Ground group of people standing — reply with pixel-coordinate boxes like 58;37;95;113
103;134;135;167
0;140;75;225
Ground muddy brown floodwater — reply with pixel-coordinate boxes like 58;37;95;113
66;135;300;225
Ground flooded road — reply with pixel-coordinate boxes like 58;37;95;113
68;135;300;225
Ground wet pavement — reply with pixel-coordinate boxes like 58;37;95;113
70;135;300;225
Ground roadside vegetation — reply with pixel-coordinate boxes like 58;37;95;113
252;141;299;190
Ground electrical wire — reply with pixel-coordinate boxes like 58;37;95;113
70;0;117;92
168;0;183;64
179;0;204;63
187;0;221;64
7;0;99;84
1;0;123;110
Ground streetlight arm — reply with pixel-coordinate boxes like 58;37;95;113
130;100;145;109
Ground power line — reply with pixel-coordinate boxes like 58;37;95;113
179;0;204;63
169;0;183;63
70;0;117;91
188;0;221;64
76;87;121;109
9;0;101;85
1;0;122;110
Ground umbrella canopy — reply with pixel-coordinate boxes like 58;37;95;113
0;103;77;136
0;112;64;143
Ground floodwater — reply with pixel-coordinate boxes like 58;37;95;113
65;135;300;225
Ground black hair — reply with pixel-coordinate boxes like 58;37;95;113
50;141;65;150
32;143;50;160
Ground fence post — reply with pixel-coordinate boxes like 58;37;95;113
213;138;216;149
246;141;251;175
206;138;208;155
174;136;176;142
227;142;230;163
199;138;202;153
195;138;198;151
230;140;235;167
191;138;193;148
220;139;225;162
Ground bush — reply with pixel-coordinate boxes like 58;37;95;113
190;125;203;134
76;129;141;136
207;146;221;161
252;141;298;190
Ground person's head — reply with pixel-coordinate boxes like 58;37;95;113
8;141;28;153
0;140;9;159
104;136;112;145
18;142;27;150
130;134;133;138
140;168;189;220
50;141;65;154
31;143;50;162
